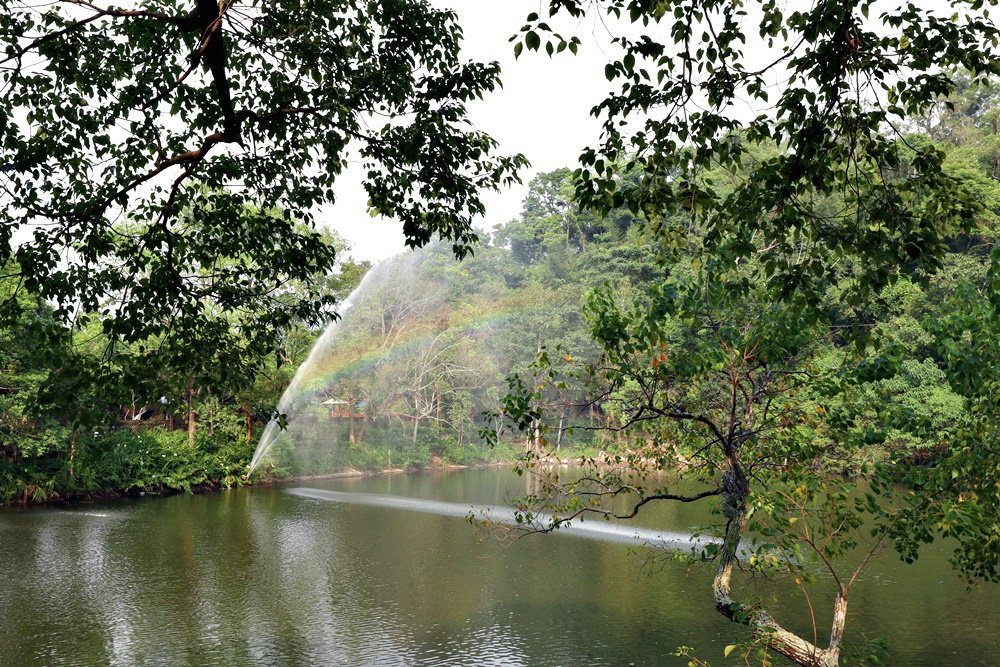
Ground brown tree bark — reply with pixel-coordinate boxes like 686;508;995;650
712;456;848;667
242;402;253;443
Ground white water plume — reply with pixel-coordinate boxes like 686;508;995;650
249;239;596;477
286;487;719;553
249;250;431;473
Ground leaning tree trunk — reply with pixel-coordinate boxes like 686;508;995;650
712;456;847;667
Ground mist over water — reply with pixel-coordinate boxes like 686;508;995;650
249;250;431;473
249;243;536;475
286;487;717;553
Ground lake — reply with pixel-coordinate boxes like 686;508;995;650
1;467;996;665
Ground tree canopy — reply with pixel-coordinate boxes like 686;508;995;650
0;0;526;389
491;2;1000;665
516;0;998;309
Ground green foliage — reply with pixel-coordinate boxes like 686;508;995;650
497;3;1000;660
873;248;1000;584
849;358;967;454
519;1;997;312
0;426;255;505
0;0;526;401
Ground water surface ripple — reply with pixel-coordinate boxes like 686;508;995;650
0;468;996;666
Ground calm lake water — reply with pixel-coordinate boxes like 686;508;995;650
1;468;997;666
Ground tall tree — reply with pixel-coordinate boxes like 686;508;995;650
494;2;1000;665
0;0;526;385
515;0;996;307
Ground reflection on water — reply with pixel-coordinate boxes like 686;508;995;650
0;468;997;666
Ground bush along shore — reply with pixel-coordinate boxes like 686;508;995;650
0;419;541;507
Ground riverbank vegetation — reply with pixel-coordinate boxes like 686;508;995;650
0;228;370;503
3;1;1000;665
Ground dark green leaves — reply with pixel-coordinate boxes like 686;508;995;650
0;0;526;395
525;30;541;51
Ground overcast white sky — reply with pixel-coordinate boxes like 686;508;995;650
326;1;615;262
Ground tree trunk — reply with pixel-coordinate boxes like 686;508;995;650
357;416;369;445
556;410;565;451
67;430;79;482
412;397;420;443
712;456;843;667
347;390;356;444
526;418;540;453
243;402;253;443
825;590;849;665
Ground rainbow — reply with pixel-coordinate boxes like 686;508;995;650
283;291;554;404
249;244;586;473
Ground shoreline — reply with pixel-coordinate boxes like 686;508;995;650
252;459;514;486
0;458;521;510
0;448;718;509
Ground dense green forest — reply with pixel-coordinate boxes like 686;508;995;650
4;73;997;506
264;73;1000;485
0;227;371;503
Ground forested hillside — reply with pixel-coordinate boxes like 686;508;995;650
3;74;998;503
249;170;663;474
273;76;999;479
